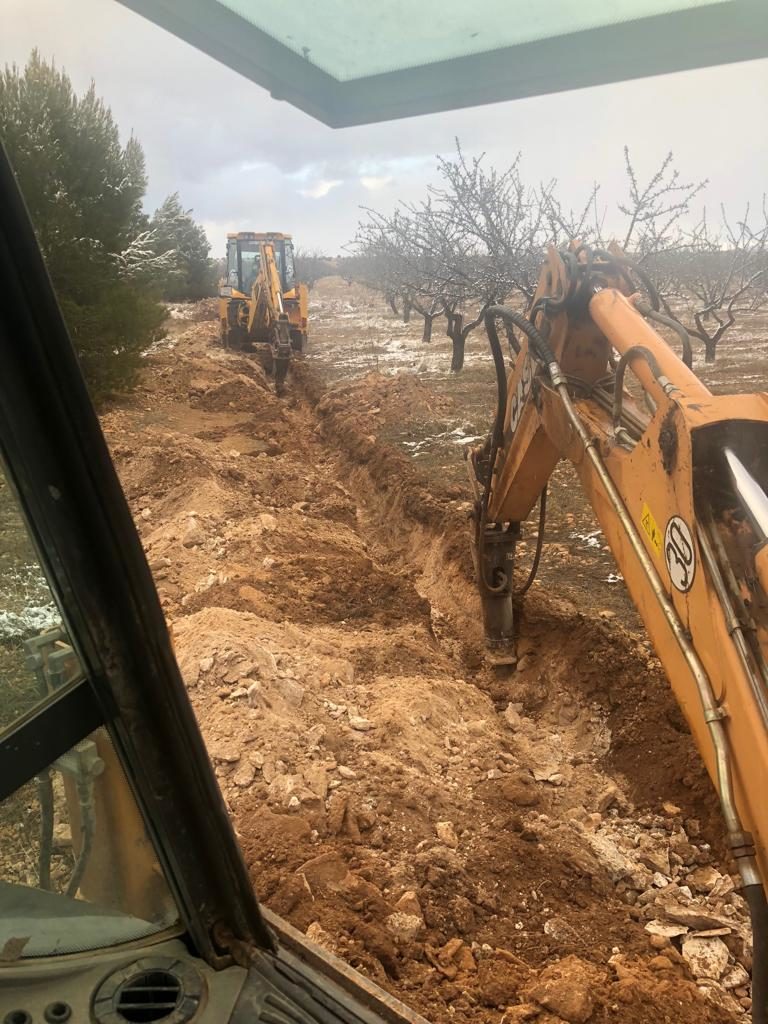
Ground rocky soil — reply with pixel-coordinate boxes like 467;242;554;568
98;285;761;1023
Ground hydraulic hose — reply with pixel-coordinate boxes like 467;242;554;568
590;247;662;311
485;304;557;368
612;345;671;430
635;299;693;369
477;307;556;598
515;486;547;597
482;311;509;451
481;303;557;498
475;312;511;595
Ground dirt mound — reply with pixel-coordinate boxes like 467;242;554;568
189;369;272;413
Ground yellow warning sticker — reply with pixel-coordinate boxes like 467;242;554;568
640;502;662;557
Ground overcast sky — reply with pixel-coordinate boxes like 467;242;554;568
3;0;767;257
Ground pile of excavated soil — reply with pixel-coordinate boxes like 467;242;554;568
99;297;752;1023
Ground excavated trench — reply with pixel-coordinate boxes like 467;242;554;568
100;294;753;1024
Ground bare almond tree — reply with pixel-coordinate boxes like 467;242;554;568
539;179;602;249
294;247;334;290
351;207;447;343
668;202;768;362
604;150;710;354
350;143;758;370
429;142;544;300
409;294;444;343
403;197;494;369
617;147;707;259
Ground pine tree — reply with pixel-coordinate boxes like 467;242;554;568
0;51;166;400
149;192;215;301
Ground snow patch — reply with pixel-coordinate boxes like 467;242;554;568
0;604;59;640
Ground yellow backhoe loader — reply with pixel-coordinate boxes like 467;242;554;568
219;232;308;391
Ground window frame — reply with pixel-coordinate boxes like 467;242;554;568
0;677;103;800
0;142;274;964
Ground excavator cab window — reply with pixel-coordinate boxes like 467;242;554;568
0;139;277;975
0;454;180;958
226;237;239;288
238;240;262;294
269;240;295;293
283;241;296;292
1;139;424;1024
0;456;78;732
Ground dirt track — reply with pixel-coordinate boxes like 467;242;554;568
101;283;758;1023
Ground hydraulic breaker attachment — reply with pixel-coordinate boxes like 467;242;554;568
273;314;292;394
471;521;519;664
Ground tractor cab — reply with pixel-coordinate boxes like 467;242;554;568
224;232;297;297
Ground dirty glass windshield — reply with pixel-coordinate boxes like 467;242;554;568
0;459;179;957
284;242;296;291
0;463;78;732
226;237;239;287
273;244;284;282
238;241;261;293
0;729;179;958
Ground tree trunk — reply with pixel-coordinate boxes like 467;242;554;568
386;293;400;318
450;332;466;372
421;314;434;344
446;311;465;372
402;298;412;323
704;338;717;363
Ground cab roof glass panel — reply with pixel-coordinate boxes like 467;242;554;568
216;0;726;81
116;0;768;126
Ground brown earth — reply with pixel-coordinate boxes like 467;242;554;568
98;285;764;1023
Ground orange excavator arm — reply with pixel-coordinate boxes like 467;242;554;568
247;240;285;333
470;245;768;984
247;240;293;391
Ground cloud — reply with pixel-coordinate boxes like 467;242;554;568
360;175;393;191
298;178;344;199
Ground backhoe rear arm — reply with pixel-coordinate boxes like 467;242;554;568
472;247;768;909
247;240;285;335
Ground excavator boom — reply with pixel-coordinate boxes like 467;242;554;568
471;245;768;1009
